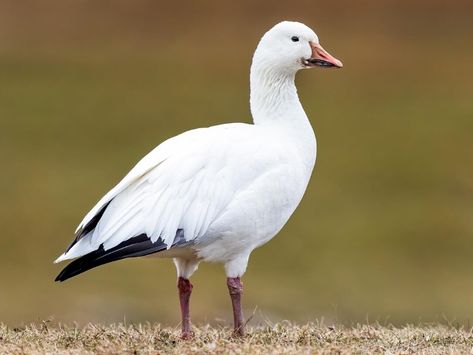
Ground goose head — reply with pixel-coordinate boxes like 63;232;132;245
252;21;343;74
250;21;343;124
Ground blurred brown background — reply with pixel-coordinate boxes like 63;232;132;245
0;0;472;326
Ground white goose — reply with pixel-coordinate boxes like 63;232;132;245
55;21;342;338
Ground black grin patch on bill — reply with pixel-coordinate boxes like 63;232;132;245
306;58;336;67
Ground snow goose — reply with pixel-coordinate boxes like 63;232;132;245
55;21;342;338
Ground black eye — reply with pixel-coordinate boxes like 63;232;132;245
291;36;299;42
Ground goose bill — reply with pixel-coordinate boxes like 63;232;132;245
305;42;343;68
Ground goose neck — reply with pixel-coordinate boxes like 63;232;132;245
250;66;306;126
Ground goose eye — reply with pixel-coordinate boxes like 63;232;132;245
291;36;299;42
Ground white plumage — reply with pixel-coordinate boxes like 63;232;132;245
55;20;342;337
55;122;313;276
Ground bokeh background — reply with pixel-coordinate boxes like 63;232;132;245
1;0;472;327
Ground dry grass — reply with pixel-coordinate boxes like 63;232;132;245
1;322;472;354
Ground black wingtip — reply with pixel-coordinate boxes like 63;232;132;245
54;230;188;282
54;273;66;282
55;264;80;282
54;250;101;282
54;233;173;282
54;272;62;282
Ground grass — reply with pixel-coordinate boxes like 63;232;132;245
1;322;473;354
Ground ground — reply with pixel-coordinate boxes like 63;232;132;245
1;322;472;354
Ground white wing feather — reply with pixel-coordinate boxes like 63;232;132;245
56;124;256;262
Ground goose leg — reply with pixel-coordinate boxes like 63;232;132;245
177;276;193;339
227;277;245;336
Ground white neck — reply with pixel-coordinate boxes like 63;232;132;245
250;62;308;127
249;58;317;172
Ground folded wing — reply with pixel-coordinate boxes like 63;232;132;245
55;126;239;265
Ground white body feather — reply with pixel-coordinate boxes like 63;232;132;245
55;21;321;278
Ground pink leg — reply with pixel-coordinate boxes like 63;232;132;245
177;277;193;339
227;277;245;336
